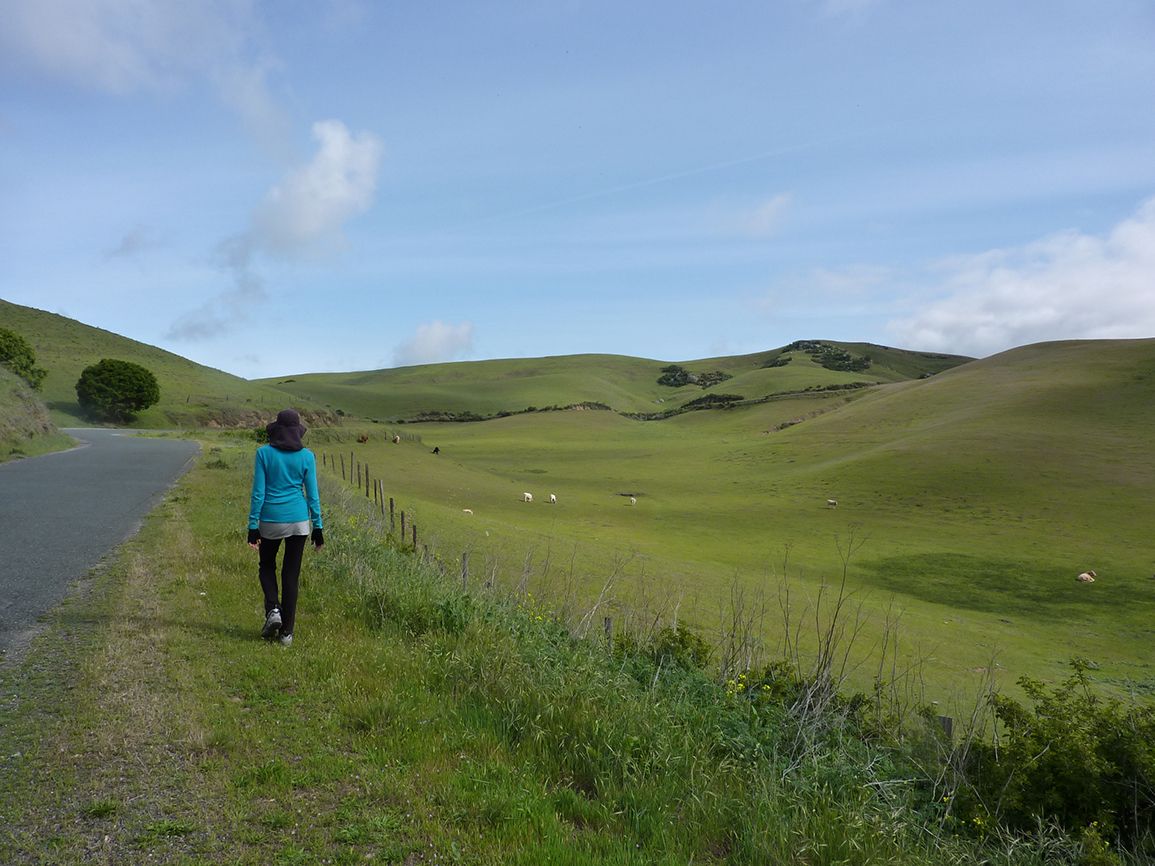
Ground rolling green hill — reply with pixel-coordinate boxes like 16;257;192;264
261;341;970;421
312;337;1155;701
0;298;324;428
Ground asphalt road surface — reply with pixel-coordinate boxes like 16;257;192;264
0;428;199;662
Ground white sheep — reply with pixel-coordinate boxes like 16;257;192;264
522;492;533;503
549;493;557;504
826;498;838;509
1076;570;1097;583
629;496;637;506
462;508;473;515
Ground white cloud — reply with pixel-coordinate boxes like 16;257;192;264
743;193;793;238
253;120;383;255
889;196;1155;356
393;321;476;367
167;119;383;341
0;0;286;147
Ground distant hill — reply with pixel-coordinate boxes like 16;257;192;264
0;299;325;428
261;341;971;421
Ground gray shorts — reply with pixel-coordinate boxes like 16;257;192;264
259;520;311;539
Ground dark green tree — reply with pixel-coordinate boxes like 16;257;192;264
0;327;47;390
76;358;160;421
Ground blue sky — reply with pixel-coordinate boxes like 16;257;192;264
2;0;1154;379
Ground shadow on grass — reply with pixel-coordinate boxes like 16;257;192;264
859;553;1154;620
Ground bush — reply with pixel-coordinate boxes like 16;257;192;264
0;327;46;390
658;365;732;389
957;659;1155;851
75;358;160;421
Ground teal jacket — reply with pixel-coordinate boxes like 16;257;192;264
248;445;323;529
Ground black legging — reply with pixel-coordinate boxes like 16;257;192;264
258;534;307;636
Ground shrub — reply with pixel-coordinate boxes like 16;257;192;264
75;358;160;421
682;393;744;409
657;364;732;388
956;659;1155;851
657;364;692;387
0;327;46;390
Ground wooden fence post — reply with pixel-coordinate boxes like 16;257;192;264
365;467;370;498
400;510;406;542
389;498;395;533
461;551;469;591
411;523;417;549
340;455;346;481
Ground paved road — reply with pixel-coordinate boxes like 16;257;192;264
0;429;199;661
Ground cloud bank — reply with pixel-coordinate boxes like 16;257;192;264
0;0;286;146
167;119;383;341
253;120;383;255
393;321;475;368
889;197;1155;356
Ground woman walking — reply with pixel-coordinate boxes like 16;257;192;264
247;408;324;646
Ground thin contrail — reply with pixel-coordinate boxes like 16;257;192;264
448;130;871;229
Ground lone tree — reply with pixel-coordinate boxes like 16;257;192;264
76;358;160;422
0;327;47;390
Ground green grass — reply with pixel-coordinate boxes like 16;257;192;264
0;298;307;427
302;338;1155;707
260;341;968;421
2;440;1127;864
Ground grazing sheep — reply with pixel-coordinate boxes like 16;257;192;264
549;493;557;504
826;499;838;509
1076;570;1097;583
392;434;401;444
522;492;534;503
629;496;637;506
462;508;473;515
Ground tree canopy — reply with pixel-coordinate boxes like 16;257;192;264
76;358;160;422
0;327;47;390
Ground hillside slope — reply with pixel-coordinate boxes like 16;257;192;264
0;366;73;461
0;299;322;428
752;337;1155;625
262;341;971;421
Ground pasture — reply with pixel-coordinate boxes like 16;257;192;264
312;340;1155;706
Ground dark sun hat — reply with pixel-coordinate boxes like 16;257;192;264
266;408;307;451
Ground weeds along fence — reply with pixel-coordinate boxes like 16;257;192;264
320;449;425;558
317;447;959;733
311;446;1155;861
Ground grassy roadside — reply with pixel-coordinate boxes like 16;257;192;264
0;441;1137;864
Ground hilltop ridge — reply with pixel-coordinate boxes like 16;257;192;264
259;341;971;422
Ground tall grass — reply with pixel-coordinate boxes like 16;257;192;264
316;478;1145;865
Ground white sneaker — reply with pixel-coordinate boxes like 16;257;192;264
279;633;293;647
261;608;282;639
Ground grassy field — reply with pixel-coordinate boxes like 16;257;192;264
303;339;1155;707
0;298;307;427
2;439;1130;864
